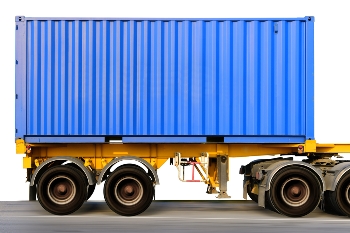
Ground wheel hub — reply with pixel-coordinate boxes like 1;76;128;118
47;175;76;205
124;185;134;195
281;177;310;207
291;186;301;196
115;177;143;206
57;184;67;194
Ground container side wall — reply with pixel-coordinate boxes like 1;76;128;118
21;18;311;141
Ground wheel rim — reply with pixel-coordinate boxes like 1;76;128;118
345;184;350;204
281;177;310;207
47;175;76;205
114;177;143;206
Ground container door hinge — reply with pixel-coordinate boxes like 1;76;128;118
16;60;18;65
15;16;25;22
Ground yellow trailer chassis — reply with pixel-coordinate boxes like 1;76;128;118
16;139;350;218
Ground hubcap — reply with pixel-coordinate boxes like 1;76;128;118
47;175;76;205
115;177;143;206
281;177;310;207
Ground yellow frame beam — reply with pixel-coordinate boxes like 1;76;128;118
20;140;350;170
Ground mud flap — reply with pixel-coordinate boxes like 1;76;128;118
243;180;248;200
258;177;267;208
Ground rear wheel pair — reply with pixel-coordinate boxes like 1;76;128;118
37;165;153;216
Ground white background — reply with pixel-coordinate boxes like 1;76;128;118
0;0;350;201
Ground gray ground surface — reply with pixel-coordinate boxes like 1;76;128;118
1;200;350;233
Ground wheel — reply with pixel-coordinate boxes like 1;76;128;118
247;183;258;203
329;171;350;216
267;166;322;217
37;165;87;215
104;165;154;216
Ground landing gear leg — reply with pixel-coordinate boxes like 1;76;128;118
217;155;231;198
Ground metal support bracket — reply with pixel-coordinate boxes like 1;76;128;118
174;152;209;183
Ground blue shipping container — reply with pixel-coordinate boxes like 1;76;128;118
15;16;314;143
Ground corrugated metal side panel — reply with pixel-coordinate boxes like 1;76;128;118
25;19;307;136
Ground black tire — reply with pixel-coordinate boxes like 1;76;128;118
321;191;345;216
247;183;258;203
104;165;154;216
87;184;96;200
29;185;37;201
37;165;87;215
65;163;95;200
267;166;322;217
329;171;350;216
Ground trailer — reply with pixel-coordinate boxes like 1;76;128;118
15;15;350;217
